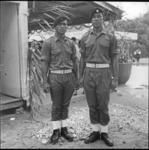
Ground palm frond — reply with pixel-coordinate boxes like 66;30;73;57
29;2;74;32
42;19;53;30
43;13;55;21
38;22;47;31
54;7;74;17
38;3;72;14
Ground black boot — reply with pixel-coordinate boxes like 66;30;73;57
61;127;73;142
100;133;114;147
84;131;100;144
50;129;61;144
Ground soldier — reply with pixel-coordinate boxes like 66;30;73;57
79;8;119;146
40;16;78;144
134;49;141;62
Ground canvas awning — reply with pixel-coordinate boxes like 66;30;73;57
28;1;123;32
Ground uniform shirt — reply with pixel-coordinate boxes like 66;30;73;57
80;29;119;64
41;35;77;70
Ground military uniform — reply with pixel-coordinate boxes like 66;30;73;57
42;35;77;121
79;8;119;146
41;16;77;144
80;29;118;125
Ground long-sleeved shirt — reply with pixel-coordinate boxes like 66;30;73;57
41;35;77;71
80;29;119;64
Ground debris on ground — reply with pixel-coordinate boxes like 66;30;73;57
0;96;148;148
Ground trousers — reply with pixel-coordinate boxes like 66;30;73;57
48;72;75;121
83;67;111;125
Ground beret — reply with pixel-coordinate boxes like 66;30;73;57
53;15;70;27
90;8;103;20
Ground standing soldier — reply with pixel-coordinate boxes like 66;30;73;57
134;49;141;63
40;16;78;144
79;8;119;146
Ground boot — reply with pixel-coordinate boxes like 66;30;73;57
100;133;114;147
61;127;73;142
50;129;61;144
84;131;100;144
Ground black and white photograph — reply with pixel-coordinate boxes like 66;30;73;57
0;1;148;149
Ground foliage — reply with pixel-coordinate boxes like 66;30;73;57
28;40;52;120
29;1;72;32
117;37;135;63
115;11;149;58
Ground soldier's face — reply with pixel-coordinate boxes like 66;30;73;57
91;13;103;28
56;20;68;34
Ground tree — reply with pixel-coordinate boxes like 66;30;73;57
115;11;149;57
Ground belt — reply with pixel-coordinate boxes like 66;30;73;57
86;63;109;68
50;69;72;74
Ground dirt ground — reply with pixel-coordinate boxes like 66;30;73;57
0;89;148;149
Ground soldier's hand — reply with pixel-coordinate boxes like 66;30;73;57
111;78;118;91
43;82;50;93
75;79;80;90
79;77;84;86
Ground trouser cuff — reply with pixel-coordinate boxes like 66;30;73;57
100;124;108;133
52;121;61;130
91;123;100;132
61;119;68;127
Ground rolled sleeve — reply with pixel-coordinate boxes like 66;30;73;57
110;35;119;55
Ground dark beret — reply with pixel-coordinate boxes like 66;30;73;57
53;15;70;27
90;8;103;20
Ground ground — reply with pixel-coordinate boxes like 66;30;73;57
0;86;148;149
0;59;148;149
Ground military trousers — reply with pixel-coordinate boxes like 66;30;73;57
48;72;75;121
83;67;111;125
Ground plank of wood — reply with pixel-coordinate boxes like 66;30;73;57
0;95;20;105
0;100;23;111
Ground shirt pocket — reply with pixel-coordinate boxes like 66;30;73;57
99;37;110;48
85;35;94;48
64;43;73;60
65;47;73;55
51;44;61;56
51;45;61;55
85;37;94;57
51;44;61;61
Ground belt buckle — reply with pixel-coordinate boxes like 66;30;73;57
94;64;97;68
63;70;65;74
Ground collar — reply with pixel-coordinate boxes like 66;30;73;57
89;28;106;36
54;34;68;42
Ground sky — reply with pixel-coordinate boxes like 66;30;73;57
107;2;149;20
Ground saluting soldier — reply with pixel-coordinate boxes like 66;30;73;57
40;16;78;144
79;8;119;146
